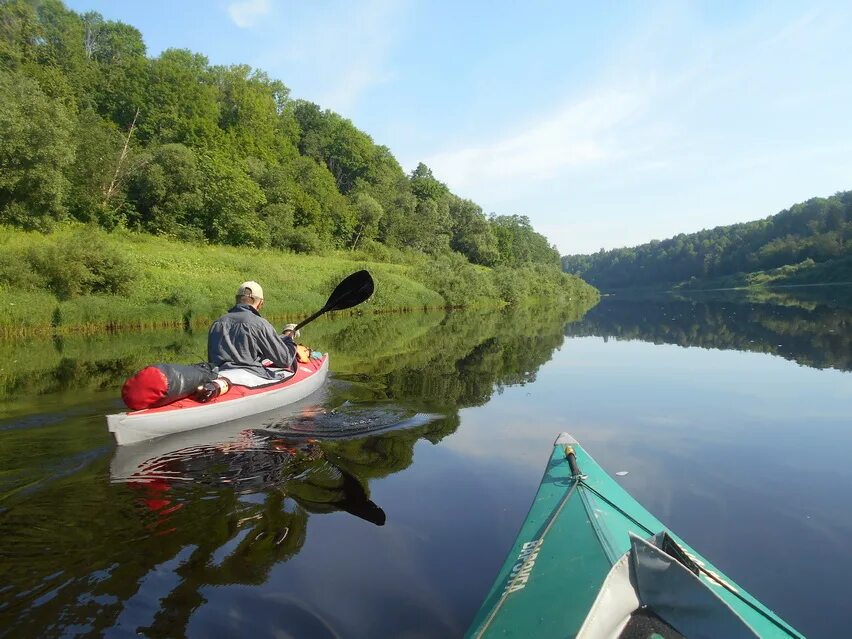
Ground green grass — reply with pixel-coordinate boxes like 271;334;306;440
0;224;599;336
673;256;852;292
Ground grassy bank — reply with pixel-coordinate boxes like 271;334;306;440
0;225;598;336
674;255;852;292
593;256;852;298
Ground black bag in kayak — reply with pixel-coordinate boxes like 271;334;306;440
121;363;218;410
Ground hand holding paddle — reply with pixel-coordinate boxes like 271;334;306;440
287;270;374;334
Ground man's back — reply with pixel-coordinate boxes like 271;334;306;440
208;304;295;379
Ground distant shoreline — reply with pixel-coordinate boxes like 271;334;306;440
600;281;852;295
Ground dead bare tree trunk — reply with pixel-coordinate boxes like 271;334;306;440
103;107;139;207
351;222;365;250
82;12;102;60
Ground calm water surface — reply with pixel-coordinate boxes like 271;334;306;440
1;290;850;638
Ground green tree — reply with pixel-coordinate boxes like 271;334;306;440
491;214;560;267
448;196;499;266
89;20;148;129
0;0;41;68
0;69;75;229
212;65;293;162
29;0;95;107
140;49;221;146
292;101;376;194
402;163;451;253
349;191;384;250
197;151;267;246
126;143;204;239
64;109;125;227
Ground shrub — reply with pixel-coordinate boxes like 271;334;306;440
274;227;327;255
26;228;135;300
417;253;499;306
352;238;392;262
493;266;529;306
0;247;42;290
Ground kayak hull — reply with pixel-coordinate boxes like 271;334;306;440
466;432;802;639
107;356;329;446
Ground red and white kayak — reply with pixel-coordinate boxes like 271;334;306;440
107;355;329;446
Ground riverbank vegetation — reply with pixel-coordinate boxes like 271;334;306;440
0;0;595;334
674;255;852;291
563;191;851;290
0;224;598;336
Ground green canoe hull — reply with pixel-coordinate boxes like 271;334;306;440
466;433;803;639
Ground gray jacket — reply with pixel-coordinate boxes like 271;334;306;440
207;304;296;379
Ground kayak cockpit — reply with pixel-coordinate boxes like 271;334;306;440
618;609;684;639
578;532;759;639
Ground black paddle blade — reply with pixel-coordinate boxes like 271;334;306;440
291;270;374;332
324;270;374;312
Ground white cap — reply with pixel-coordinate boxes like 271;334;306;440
237;281;263;300
283;323;301;339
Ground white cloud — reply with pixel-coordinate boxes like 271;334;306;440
227;0;272;29
414;5;852;256
423;90;646;192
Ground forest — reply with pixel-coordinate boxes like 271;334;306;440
0;0;560;268
562;191;851;290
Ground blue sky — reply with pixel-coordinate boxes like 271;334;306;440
67;0;852;254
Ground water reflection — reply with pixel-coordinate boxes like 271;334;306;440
109;423;392;637
0;303;587;637
0;303;583;410
2;415;449;637
567;286;852;371
3;290;847;637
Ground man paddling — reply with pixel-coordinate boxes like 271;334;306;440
208;281;297;379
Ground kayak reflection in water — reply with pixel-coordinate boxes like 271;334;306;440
116;429;386;529
100;416;388;639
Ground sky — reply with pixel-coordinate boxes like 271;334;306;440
67;0;852;255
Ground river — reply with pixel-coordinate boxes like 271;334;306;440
1;288;850;638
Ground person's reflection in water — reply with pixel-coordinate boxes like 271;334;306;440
283;453;386;526
129;431;386;528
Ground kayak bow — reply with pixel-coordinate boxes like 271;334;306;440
466;433;803;639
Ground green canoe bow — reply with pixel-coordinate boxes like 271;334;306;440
466;433;803;639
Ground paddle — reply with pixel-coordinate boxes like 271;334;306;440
289;270;374;333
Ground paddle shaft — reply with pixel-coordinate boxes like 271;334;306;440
291;307;327;333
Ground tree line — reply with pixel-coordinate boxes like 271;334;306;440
0;0;560;269
562;191;851;289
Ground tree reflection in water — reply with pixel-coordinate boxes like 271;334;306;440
6;291;849;636
567;289;851;371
